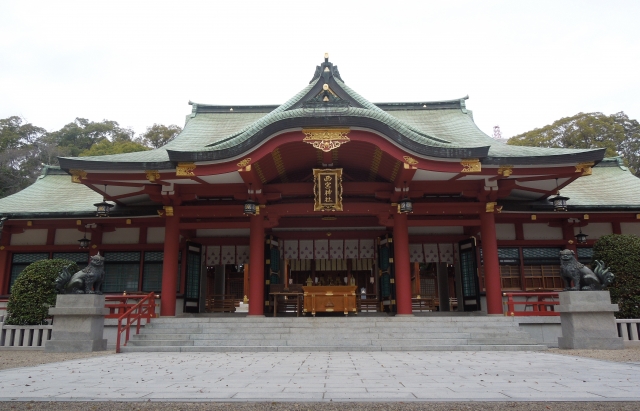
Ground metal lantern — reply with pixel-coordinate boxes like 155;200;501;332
94;200;114;217
549;192;569;212
398;197;413;214
78;233;90;249
94;185;114;217
243;199;257;215
575;229;588;244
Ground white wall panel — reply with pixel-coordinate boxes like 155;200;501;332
522;224;563;240
575;223;612;240
102;228;140;244
147;227;165;244
621;222;640;236
11;229;48;246
55;228;89;245
495;224;516;240
408;226;464;235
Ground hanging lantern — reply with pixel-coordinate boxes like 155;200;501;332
94;185;114;217
244;183;258;215
94;200;114;217
78;235;90;249
575;229;588;244
243;199;257;215
549;192;569;212
549;178;569;211
398;197;413;214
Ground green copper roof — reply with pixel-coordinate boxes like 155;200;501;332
0;166;103;216
561;157;640;207
58;57;604;170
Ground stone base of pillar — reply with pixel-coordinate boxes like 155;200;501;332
45;294;109;352
557;291;624;350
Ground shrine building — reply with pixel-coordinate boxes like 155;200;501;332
1;55;640;318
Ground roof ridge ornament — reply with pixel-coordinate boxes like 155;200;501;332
309;53;344;84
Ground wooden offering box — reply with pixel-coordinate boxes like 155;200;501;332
302;286;357;316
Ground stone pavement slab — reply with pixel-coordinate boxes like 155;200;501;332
0;351;639;402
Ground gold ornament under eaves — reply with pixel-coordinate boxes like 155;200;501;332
461;159;481;173
302;128;350;152
69;169;87;183
176;162;196;177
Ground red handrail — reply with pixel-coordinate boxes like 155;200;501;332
105;294;156;320
503;292;560;316
116;292;158;353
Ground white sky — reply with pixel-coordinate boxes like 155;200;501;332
1;0;639;139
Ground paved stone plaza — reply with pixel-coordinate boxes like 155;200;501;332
0;351;639;402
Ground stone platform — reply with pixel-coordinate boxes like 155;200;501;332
121;315;546;353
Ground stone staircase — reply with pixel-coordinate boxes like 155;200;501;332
120;315;547;352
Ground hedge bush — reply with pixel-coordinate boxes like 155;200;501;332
592;234;640;319
5;259;79;325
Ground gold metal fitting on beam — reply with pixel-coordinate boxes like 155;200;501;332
403;156;419;166
575;162;594;176
461;159;481;173
69;169;87;183
145;170;161;183
237;158;251;168
176;162;196;177
498;165;513;177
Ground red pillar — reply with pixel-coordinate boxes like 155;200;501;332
480;210;503;314
562;222;577;253
160;215;180;316
0;230;10;294
0;250;8;294
248;214;265;316
393;212;413;315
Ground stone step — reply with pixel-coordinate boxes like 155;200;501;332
151;317;517;324
120;344;547;353
141;326;524;336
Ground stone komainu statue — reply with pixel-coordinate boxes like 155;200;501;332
55;253;105;294
559;249;614;291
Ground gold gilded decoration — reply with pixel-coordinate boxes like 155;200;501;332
486;202;497;213
145;170;161;183
368;147;382;181
176;162;196;177
531;214;537;221
163;206;174;217
272;148;288;182
403;156;419;166
575;162;594;176
461;159;481;173
237;158;251;168
498;165;513;177
313;168;343;212
70;169;87;183
303;128;350;152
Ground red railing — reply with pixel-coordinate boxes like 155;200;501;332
116;292;158;353
105;293;157;320
503;292;560;316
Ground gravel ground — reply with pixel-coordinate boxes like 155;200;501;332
0;402;638;410
547;348;640;363
0;350;115;371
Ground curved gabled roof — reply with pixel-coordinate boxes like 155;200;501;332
58;56;605;171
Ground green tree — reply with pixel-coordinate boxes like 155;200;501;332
6;259;79;325
48;118;136;156
79;139;150;156
141;124;182;148
507;112;640;175
592;234;640;319
0;116;50;197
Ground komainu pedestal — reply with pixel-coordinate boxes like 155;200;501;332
45;294;109;352
557;291;624;350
